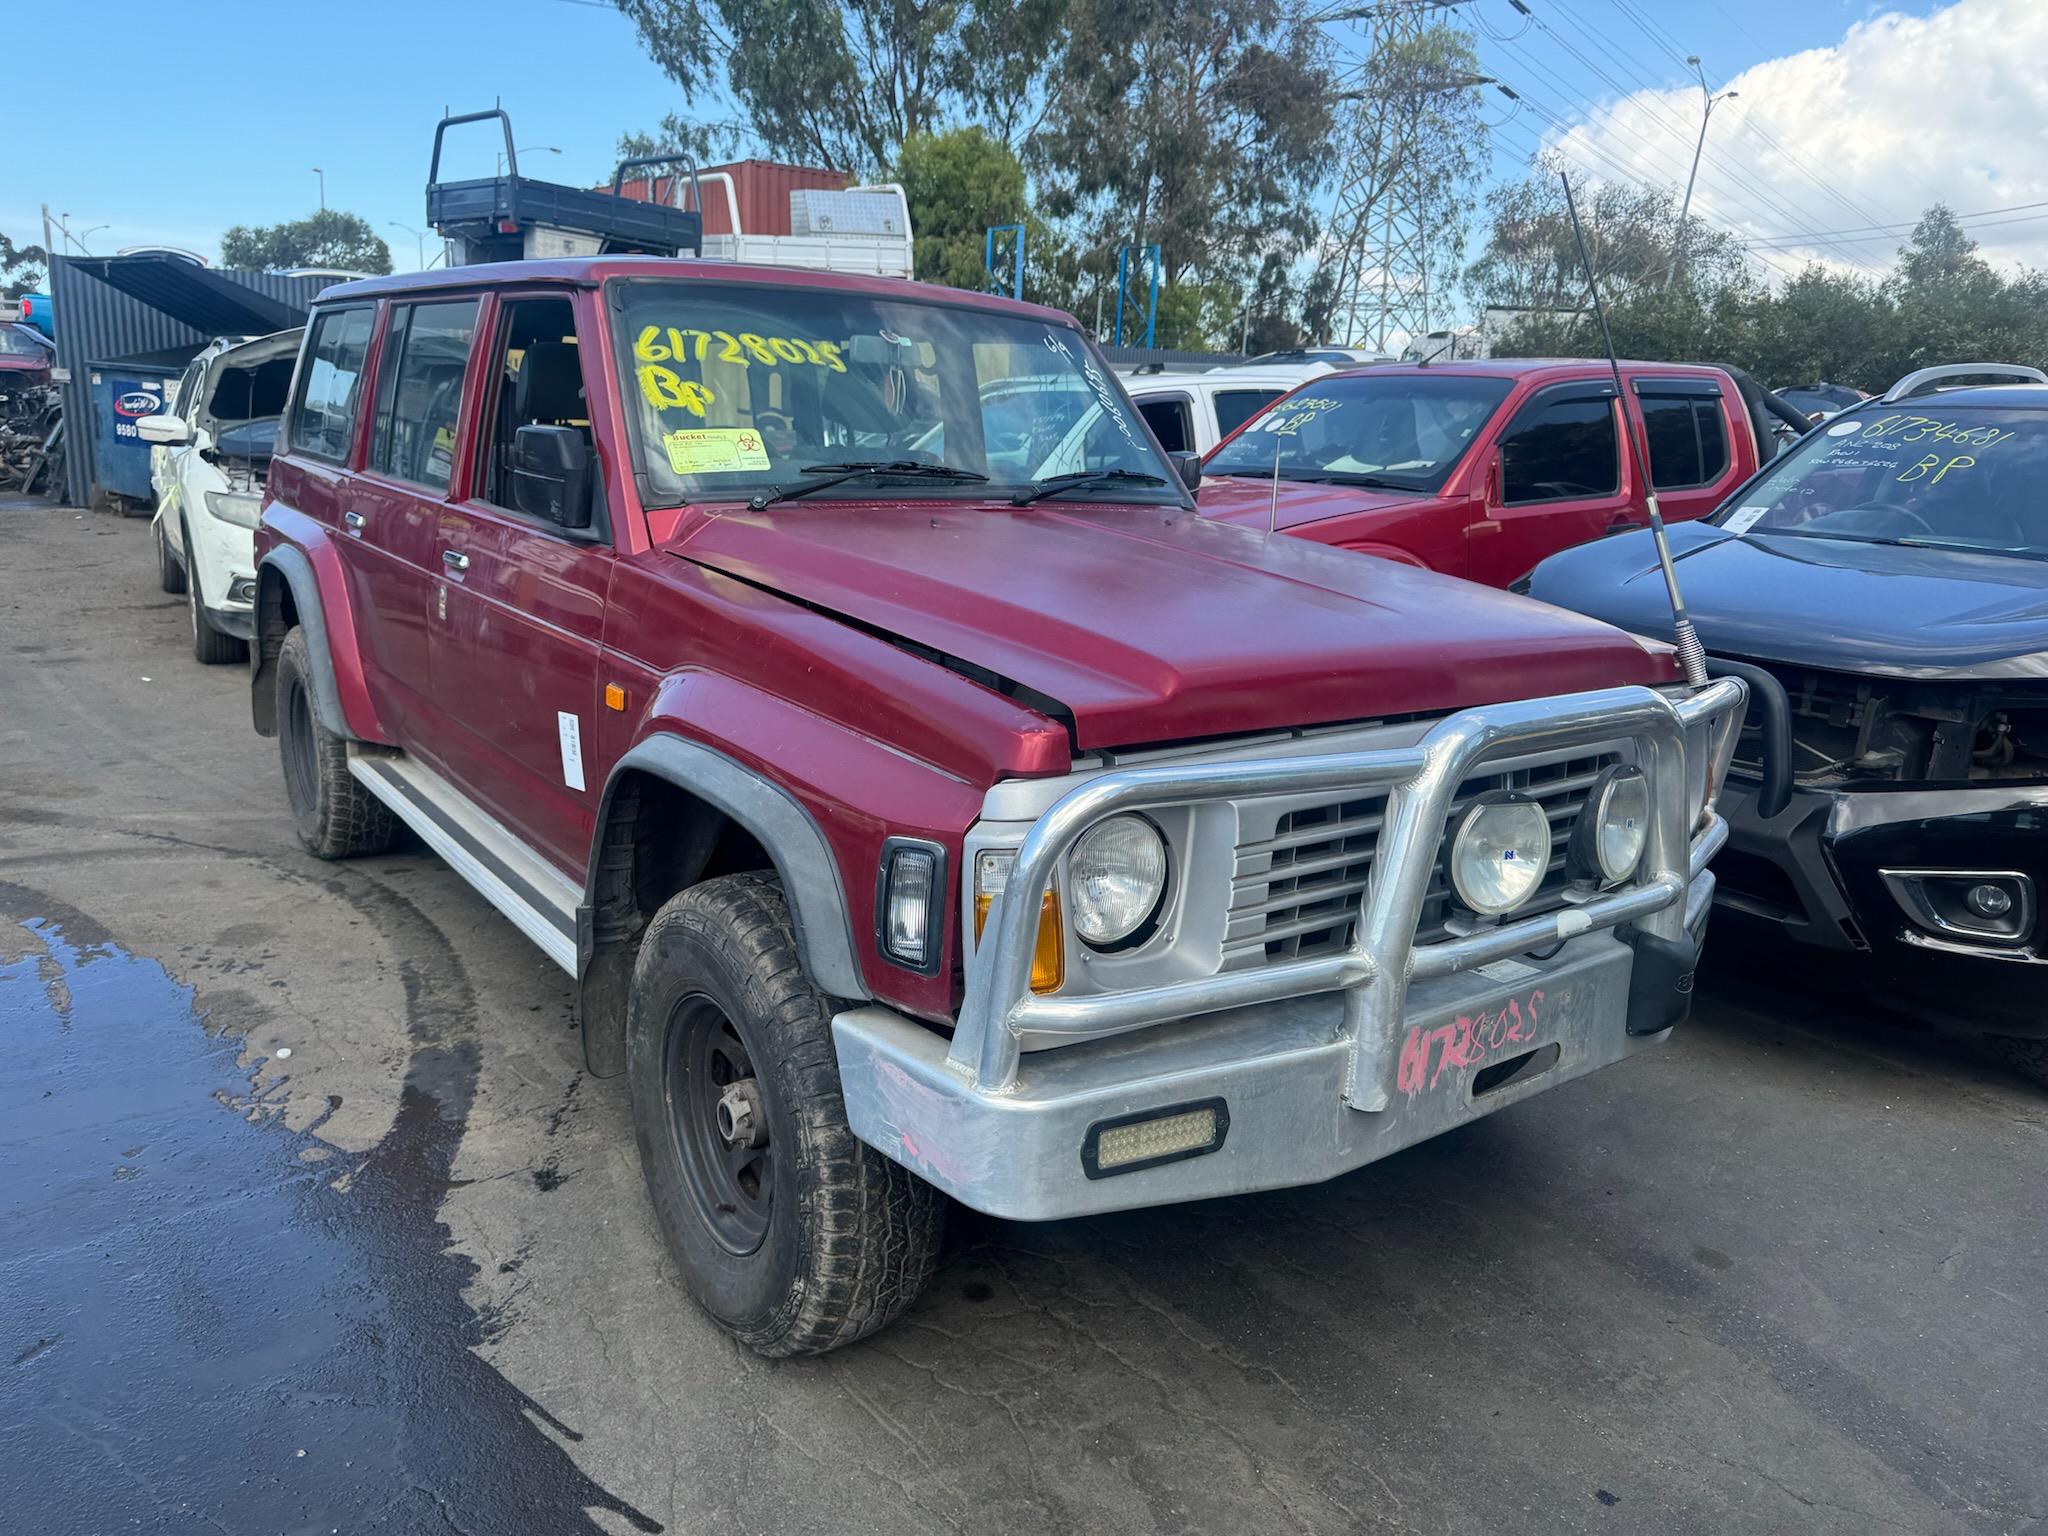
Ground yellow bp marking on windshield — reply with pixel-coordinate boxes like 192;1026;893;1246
662;428;771;475
638;366;715;416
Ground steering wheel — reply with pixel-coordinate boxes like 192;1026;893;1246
1816;502;1935;536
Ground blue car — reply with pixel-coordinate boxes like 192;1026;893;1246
1526;364;2048;1085
16;292;53;338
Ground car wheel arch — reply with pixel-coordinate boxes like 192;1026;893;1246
251;549;352;741
575;736;870;1078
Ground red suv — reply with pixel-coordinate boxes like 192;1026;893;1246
250;259;1745;1354
1197;360;1766;586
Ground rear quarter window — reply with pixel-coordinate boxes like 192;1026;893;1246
287;306;376;464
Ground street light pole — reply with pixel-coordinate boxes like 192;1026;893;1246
496;145;562;177
388;223;429;270
1666;57;1737;290
312;167;326;211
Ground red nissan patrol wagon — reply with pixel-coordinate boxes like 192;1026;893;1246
251;258;1745;1355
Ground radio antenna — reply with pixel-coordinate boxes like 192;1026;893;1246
1559;173;1709;689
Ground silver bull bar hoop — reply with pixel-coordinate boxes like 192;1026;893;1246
948;679;1747;1104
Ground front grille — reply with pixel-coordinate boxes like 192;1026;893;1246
1225;751;1621;967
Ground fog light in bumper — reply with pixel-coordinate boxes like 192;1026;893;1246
1082;1099;1229;1179
226;576;257;605
1880;868;2035;946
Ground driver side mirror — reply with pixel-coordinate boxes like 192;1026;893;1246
1170;451;1202;492
511;425;593;530
136;414;192;446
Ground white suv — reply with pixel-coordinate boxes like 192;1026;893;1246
1121;363;1334;456
140;329;302;663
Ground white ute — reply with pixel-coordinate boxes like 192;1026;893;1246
140;329;302;664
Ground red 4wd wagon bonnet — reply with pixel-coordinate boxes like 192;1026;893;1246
250;256;1745;1355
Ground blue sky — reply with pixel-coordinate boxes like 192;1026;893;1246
10;0;2004;282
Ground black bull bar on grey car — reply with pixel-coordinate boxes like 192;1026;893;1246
833;679;1747;1219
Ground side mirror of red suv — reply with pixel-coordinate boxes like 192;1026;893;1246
511;425;594;530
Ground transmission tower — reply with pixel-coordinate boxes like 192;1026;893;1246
1316;0;1485;350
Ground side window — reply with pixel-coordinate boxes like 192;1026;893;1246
1500;396;1620;505
1640;392;1731;489
1138;396;1192;455
287;307;375;464
1214;389;1281;440
479;297;588;511
369;300;479;492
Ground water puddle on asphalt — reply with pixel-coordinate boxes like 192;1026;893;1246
0;914;661;1534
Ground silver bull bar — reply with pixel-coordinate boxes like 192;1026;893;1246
950;679;1747;1104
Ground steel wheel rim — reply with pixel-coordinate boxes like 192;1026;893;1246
664;992;774;1255
281;674;320;821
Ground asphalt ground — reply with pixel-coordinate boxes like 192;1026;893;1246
2;498;2044;1536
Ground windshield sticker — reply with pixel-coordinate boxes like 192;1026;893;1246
1722;505;1769;534
1827;420;1861;436
662;427;770;475
635;326;846;372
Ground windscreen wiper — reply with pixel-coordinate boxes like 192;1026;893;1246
1306;472;1424;492
1010;468;1169;506
748;460;989;510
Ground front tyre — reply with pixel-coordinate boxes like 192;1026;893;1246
276;626;395;860
185;528;246;665
1983;1034;2048;1091
627;873;945;1356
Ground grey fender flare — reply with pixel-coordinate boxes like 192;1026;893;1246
255;545;354;740
589;734;871;1000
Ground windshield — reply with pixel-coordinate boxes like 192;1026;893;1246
1205;372;1511;491
0;324;51;358
1713;405;2048;559
608;280;1173;507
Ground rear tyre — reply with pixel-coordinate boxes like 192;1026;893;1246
1982;1034;2048;1091
186;529;247;665
155;518;186;595
276;626;395;860
626;872;945;1357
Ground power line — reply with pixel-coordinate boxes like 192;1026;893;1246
1743;200;2048;247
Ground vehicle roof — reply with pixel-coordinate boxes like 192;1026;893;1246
313;256;1078;326
1130;366;1331;391
1321;358;1731;383
1850;382;2048;410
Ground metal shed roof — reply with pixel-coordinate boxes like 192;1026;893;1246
68;256;302;338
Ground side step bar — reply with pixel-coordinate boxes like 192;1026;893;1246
348;749;582;974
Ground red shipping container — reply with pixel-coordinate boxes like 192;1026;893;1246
608;160;852;237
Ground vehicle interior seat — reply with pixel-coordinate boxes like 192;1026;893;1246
514;341;589;441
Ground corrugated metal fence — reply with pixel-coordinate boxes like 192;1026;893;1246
50;259;333;507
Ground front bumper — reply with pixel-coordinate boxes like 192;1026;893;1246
1713;774;2048;1031
837;680;1744;1220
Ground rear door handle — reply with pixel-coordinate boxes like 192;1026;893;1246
441;550;470;571
343;510;366;532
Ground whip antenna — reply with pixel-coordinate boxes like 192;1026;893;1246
1559;173;1709;689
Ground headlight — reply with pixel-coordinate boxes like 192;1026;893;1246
1449;793;1552;915
1068;814;1168;948
204;490;261;529
1569;765;1649;885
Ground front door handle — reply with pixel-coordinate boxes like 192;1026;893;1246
441;550;470;571
343;510;366;531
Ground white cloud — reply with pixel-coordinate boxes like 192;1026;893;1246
1544;0;2048;280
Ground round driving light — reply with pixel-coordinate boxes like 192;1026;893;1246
1450;793;1552;916
1068;815;1168;948
1570;765;1650;885
1968;883;2014;919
